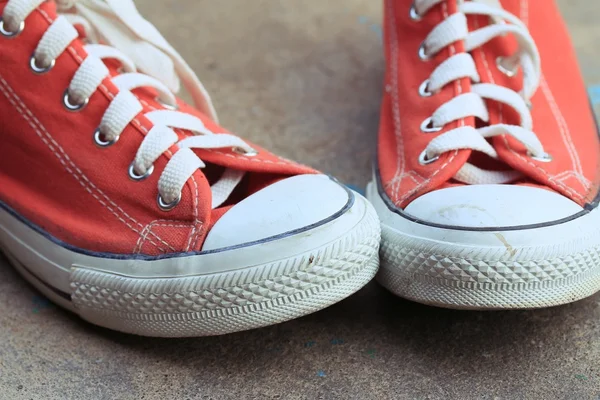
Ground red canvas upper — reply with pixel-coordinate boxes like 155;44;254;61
0;1;315;256
378;0;600;208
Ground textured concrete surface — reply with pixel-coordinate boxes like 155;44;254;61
1;1;600;399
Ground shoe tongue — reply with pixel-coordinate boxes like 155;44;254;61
58;1;181;93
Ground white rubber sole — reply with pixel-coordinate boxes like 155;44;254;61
367;180;600;310
0;193;380;337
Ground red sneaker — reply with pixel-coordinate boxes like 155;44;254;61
0;0;380;336
368;0;600;309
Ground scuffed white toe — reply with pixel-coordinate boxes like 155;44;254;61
202;174;350;250
367;177;600;310
404;184;583;228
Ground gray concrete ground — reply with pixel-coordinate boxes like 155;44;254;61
1;1;600;399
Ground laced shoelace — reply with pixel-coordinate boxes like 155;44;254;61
412;0;550;185
1;0;255;210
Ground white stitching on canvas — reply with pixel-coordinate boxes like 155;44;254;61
554;170;590;184
393;2;462;205
35;8;183;252
478;20;585;200
519;0;587;195
134;224;152;254
190;220;205;251
185;175;201;251
138;99;204;250
500;136;584;200
387;0;406;202
398;151;458;204
385;170;426;189
539;76;585;178
135;219;196;254
473;16;504;124
0;77;173;252
554;171;592;188
520;0;529;26
208;150;303;167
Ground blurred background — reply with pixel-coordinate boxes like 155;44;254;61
1;0;600;399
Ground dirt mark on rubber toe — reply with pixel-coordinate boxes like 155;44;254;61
494;233;517;258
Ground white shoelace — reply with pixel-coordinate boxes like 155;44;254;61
1;0;253;209
412;0;549;184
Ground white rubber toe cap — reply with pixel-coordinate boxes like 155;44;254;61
202;174;350;250
404;184;583;228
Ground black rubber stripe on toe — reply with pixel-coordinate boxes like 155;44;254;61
373;165;599;232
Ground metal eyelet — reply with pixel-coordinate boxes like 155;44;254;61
63;89;88;112
93;128;119;148
528;151;553;163
0;17;24;38
418;42;431;61
495;56;517;77
155;96;179;111
419;79;433;97
157;193;181;212
420;117;443;133
409;1;422;21
128;162;154;181
29;55;55;74
418;150;439;165
232;146;259;156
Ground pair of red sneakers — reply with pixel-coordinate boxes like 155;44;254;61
1;0;598;337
